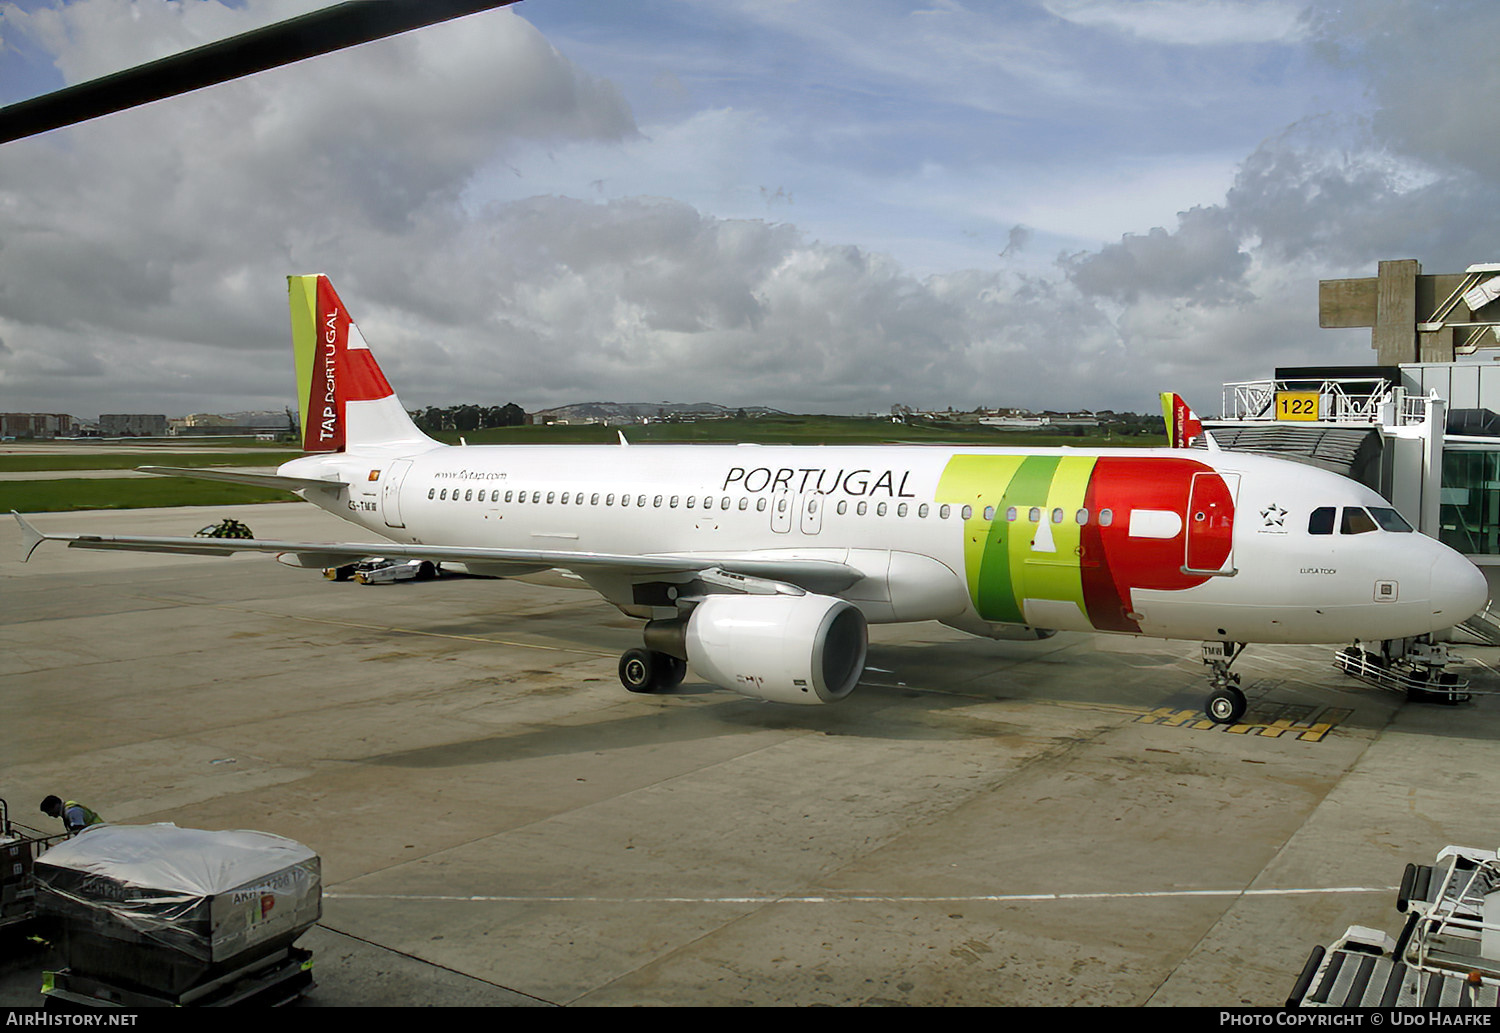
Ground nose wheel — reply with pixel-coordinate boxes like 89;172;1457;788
1205;681;1247;724
1202;641;1248;724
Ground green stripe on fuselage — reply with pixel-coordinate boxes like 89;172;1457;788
937;455;1027;622
936;454;1098;625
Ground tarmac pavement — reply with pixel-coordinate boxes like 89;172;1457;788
4;502;1500;1007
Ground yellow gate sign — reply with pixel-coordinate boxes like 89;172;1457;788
1275;391;1319;421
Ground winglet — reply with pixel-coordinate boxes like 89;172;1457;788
12;511;48;562
618;430;630;446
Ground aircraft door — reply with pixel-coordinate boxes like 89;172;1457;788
383;458;414;528
1184;471;1238;575
799;494;824;535
770;489;793;533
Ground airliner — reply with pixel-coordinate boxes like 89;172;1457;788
14;276;1490;724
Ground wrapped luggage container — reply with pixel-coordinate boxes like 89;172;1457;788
33;824;320;996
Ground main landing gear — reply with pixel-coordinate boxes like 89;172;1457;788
1202;641;1248;724
618;648;687;693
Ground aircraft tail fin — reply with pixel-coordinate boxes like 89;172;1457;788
288;275;436;454
1160;392;1207;449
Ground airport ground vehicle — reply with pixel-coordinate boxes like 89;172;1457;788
1289;844;1500;1007
194;519;254;539
323;556;440;583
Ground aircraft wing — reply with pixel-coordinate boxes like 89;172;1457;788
11;512;861;593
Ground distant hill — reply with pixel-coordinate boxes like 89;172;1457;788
532;401;786;424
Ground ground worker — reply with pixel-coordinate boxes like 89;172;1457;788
40;795;103;835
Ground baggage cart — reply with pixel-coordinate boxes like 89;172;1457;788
0;798;67;931
33;824;320;1008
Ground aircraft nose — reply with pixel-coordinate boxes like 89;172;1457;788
1432;548;1489;624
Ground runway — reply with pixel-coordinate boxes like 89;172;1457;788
4;501;1499;1007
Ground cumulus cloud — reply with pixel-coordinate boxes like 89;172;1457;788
6;0;1500;425
0;0;636;414
1064;205;1251;304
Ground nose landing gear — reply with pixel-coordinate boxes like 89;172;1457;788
1202;641;1248;724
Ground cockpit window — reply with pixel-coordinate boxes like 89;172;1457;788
1368;506;1414;532
1308;507;1335;535
1341;507;1379;535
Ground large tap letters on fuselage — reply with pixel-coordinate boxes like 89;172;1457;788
937;454;1235;634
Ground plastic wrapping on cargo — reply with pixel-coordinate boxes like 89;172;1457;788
34;823;320;964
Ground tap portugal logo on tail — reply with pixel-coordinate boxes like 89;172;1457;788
289;275;394;453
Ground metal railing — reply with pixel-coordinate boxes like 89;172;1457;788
1404;854;1500;998
1221;378;1431;426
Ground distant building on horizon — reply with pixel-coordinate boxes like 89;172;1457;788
99;414;168;437
0;413;77;439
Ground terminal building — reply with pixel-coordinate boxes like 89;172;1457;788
1203;260;1500;639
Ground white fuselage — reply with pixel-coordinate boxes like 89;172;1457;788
281;441;1489;647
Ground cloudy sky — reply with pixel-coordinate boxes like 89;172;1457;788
0;0;1494;420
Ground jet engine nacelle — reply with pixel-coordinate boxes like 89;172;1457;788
685;593;868;705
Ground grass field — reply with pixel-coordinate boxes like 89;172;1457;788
3;478;294;514
0;452;302;473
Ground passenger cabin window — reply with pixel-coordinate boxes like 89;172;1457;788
1309;507;1335;535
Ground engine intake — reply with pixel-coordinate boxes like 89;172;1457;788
684;594;868;704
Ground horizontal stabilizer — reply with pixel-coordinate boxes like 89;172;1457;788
137;466;344;492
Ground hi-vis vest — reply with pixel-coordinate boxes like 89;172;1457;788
63;801;103;831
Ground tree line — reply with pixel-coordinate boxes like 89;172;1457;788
411;404;527;433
